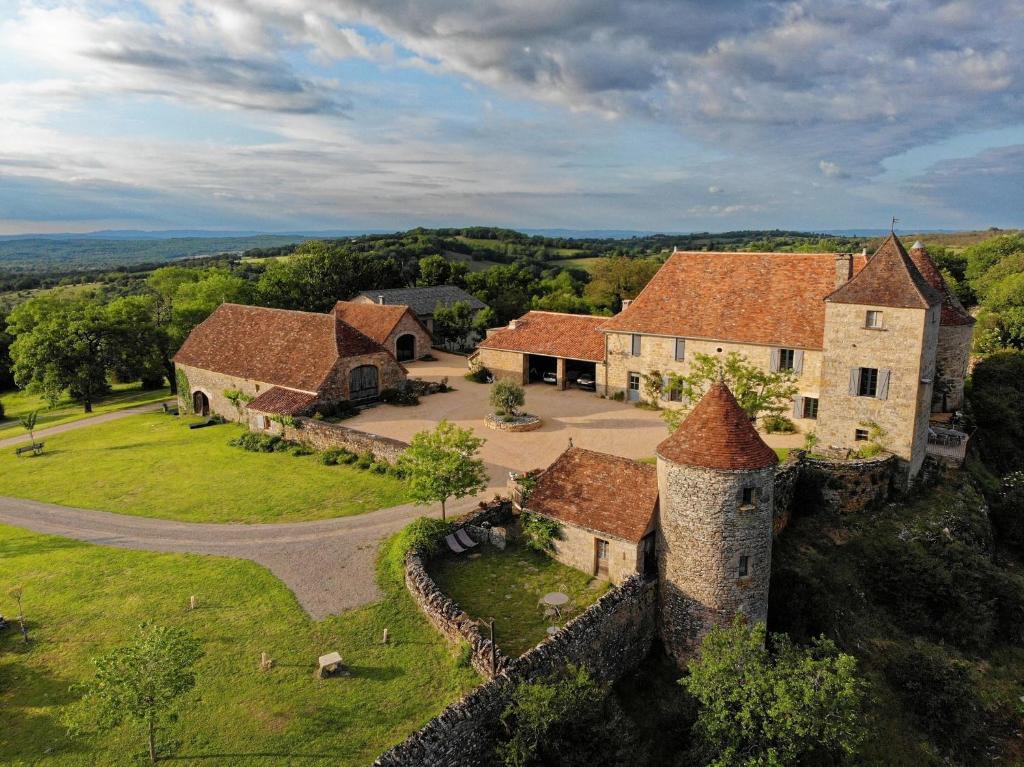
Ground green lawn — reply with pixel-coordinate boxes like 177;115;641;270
0;383;172;436
429;545;609;657
0;524;478;766
550;256;607;274
773;447;791;461
0;414;410;523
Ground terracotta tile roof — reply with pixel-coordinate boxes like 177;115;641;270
333;301;425;345
598;251;868;350
908;244;975;326
477;311;607;362
656;382;778;471
174;303;388;393
526;447;658;543
247;387;318;416
827;234;942;310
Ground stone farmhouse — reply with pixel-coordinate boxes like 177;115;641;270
333;300;432;362
475;235;973;480
353;285;488;341
173;303;407;421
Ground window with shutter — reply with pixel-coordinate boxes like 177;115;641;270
876;369;891;400
675;338;685;361
793;350;804;374
777;348;795;371
848;368;860;395
631;334;641;356
769;348;781;372
792;395;803;418
857;367;879;397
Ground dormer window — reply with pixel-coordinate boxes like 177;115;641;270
866;310;884;329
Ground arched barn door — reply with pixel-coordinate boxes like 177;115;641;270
349;365;380;403
192;390;210;416
396;333;416;362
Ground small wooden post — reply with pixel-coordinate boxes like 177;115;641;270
260;652;273;671
188;595;197;611
382;628;389;645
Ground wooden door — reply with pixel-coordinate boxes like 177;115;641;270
349;364;380;402
595;538;610;577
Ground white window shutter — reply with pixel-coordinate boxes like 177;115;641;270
792;395;803;418
877;369;891;400
848;368;859;395
661;375;670;401
769;348;780;372
793;350;804;374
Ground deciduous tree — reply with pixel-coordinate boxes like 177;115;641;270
398;419;488;520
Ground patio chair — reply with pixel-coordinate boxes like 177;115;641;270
444;534;465;554
455;529;478;549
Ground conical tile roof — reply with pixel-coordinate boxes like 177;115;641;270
656;382;778;470
827;233;942;309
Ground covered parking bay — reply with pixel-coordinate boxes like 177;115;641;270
472;310;608;392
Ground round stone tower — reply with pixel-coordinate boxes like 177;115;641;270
654;382;779;666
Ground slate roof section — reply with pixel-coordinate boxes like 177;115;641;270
477;311;608;362
247;387;318;416
174;303;389;393
827;234;943;310
356;285;486;316
907;244;975;327
526;447;659;543
656;382;778;471
333;301;427;345
598;251;868;350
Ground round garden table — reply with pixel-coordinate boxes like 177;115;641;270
541;591;570;618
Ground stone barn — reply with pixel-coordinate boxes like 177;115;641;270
333;300;433;362
173;303;406;422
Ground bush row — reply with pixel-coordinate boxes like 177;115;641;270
229;432;405;478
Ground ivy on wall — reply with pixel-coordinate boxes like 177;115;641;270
176;369;191;414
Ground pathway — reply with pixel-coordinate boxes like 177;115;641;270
0;493;482;619
0;400;172;449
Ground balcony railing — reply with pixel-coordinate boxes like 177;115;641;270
926;426;970;466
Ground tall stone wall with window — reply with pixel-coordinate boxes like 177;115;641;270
934;323;973;412
602;332;822;432
817;302;939;479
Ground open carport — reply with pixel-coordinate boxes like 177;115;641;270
527;354;597;390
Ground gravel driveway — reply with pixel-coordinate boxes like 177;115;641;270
0;494;481;619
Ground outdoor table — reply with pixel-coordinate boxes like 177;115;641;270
541;592;570;618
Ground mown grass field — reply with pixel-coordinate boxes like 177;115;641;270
0;524;479;766
550;256;606;274
0;383;171;436
0;414;410;523
430;544;608;657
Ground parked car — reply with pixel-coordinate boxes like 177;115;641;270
576;373;596;390
542;371;558;384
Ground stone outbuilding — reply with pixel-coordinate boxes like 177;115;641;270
353;285;489;348
173;303;406;422
519;447;659;585
333;300;433;362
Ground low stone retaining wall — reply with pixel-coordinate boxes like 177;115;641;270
278;417;408;463
484;413;543;432
375;575;658;767
772;450;804;534
795;453;897;515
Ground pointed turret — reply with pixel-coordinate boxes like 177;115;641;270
656;381;778;470
826;233;942;309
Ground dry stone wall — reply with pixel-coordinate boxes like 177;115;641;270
375;575;657;767
794;453;897;514
278;417;408;463
772;451;804;534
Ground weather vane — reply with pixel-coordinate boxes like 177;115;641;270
891;216;899;233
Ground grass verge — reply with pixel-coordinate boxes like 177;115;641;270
0;413;410;523
0;383;171;437
0;523;479;766
429;544;609;657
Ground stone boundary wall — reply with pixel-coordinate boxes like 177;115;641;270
403;503;516;680
794;453;897;515
483;413;543;432
278;417;408;463
772;450;804;534
375;575;658;767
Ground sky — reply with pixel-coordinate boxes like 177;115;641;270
0;0;1022;235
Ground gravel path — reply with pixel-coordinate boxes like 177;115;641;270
0;401;172;449
0;493;483;619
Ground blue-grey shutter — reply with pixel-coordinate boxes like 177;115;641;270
769;348;781;372
848;368;860;395
675;338;685;361
876;369;891;400
793;350;804;374
792;395;803;418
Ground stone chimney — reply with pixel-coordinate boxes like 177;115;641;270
377;294;385;304
621;299;633;310
508;319;518;330
835;252;854;287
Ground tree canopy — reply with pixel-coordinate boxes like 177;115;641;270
397;419;489;519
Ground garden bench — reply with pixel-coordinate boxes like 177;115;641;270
15;443;44;457
188;418;216;430
444;534;466;554
455;529;478;549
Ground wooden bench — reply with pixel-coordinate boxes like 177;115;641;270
15;443;44;457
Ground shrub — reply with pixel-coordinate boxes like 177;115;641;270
355;451;374;469
611;391;625;402
883;640;988;759
803;430;819;452
455;640;473;668
522;512;561;552
319;448;344;465
288;444;313;457
370;461;389;474
315;399;357;420
0;399;4;420
992;471;1024;554
380;384;420;406
395;516;454;559
229;432;283;453
465;362;492;384
490;378;525;416
339;450;357;464
763;414;796;433
855;420;888;458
